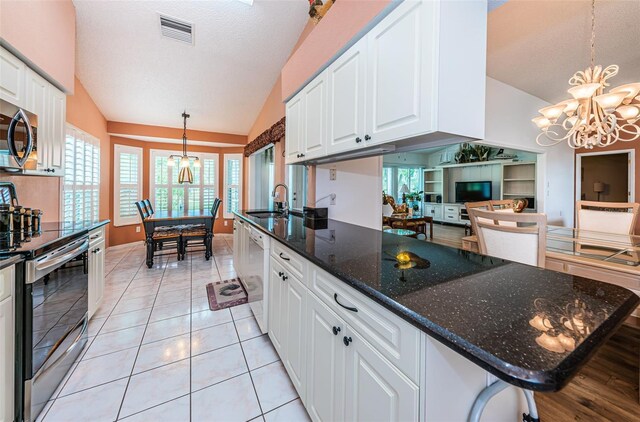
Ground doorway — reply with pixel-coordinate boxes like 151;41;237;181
576;150;635;203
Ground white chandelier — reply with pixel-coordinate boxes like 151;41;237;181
533;0;640;149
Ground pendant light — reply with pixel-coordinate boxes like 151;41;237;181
532;0;640;149
167;111;201;184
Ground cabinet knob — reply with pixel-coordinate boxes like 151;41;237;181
96;248;100;252
355;137;362;143
343;336;353;347
296;154;300;158
278;271;284;277
282;274;288;281
332;326;341;336
364;134;371;141
300;153;305;158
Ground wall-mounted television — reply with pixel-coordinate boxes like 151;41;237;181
455;181;492;203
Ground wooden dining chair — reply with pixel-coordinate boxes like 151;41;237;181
136;201;182;264
468;208;547;267
576;201;639;235
179;198;222;260
464;201;493;235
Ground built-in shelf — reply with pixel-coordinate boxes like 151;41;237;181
503;193;535;196
504;178;535;182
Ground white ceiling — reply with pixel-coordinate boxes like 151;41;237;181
74;0;309;135
487;0;640;104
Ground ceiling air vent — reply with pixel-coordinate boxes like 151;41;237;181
159;14;194;45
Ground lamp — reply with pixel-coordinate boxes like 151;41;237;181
593;181;605;201
167;111;200;184
400;183;409;204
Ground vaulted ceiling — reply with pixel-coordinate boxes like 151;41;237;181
487;0;640;104
74;0;308;135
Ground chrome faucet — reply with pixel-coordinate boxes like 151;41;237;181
272;183;289;216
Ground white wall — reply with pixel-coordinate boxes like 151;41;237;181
482;77;575;226
316;156;383;230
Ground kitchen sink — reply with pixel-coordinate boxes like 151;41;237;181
246;210;286;218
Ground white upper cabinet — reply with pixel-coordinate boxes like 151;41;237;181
285;91;304;164
48;87;66;174
25;68;49;169
284;0;487;164
366;0;434;145
302;71;328;160
0;47;25;107
326;37;367;156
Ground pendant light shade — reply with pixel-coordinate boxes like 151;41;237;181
168;111;200;183
178;166;194;184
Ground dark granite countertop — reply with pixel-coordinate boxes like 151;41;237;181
234;211;639;392
0;254;23;270
0;220;110;258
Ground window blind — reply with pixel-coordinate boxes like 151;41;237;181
223;154;242;219
63;126;100;229
114;145;143;226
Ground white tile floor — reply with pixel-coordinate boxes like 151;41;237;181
37;235;310;422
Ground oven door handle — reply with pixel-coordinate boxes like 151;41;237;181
35;316;87;379
35;239;89;273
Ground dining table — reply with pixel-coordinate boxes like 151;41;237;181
384;213;434;239
143;209;216;266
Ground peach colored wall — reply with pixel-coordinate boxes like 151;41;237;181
66;77;112;244
0;0;76;92
281;0;392;100
107;122;247;146
110;136;245;246
0;174;60;222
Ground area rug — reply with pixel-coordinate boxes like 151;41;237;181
206;278;248;311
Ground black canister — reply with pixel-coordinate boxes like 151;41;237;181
12;206;24;233
0;204;13;232
32;209;42;233
24;208;32;233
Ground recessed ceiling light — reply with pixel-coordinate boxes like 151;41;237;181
236;0;254;6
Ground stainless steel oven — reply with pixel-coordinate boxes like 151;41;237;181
0;99;37;171
23;236;89;421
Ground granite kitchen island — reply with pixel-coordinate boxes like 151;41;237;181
234;211;639;421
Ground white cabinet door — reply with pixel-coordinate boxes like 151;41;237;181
366;0;434;146
88;239;106;319
344;328;419;422
0;265;15;422
268;260;286;357
302;71;328;160
0;47;25;107
283;273;307;401
327;37;367;156
306;293;346;422
48;87;66;174
285;91;305;164
25;69;48;169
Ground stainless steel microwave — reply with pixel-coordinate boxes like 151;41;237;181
0;99;37;171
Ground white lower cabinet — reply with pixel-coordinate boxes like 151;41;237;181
0;264;15;422
88;227;106;319
269;245;419;422
306;293;346;421
344;326;420;422
268;259;307;402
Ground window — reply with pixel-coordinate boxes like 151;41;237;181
223;153;243;219
114;144;142;226
383;166;423;204
149;150;219;214
63;125;100;228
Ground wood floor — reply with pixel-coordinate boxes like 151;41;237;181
536;323;640;421
428;223;640;421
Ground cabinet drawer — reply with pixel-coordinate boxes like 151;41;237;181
271;242;306;282
444;206;458;213
0;266;13;302
309;266;421;384
444;214;457;222
89;226;105;248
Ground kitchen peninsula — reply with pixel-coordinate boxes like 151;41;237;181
234;211;639;421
